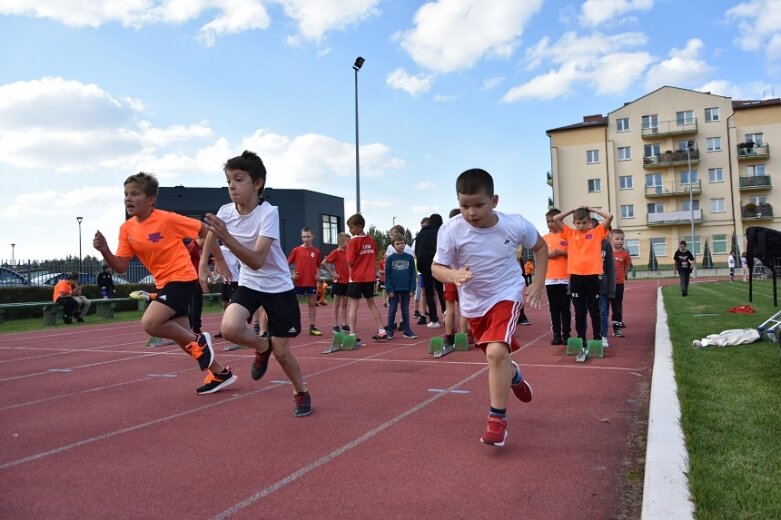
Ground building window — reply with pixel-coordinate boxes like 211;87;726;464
704;107;720;122
748;195;767;205
708;168;724;183
641;114;658;130
625;239;640;257
682;236;702;255
321;214;339;245
678;140;697;151
647;202;664;213
676;110;695;125
617;146;631;161
744;132;764;146
747;164;767;177
680;169;698;185
620;204;635;219
645;173;662;194
706;137;722;152
710;198;726;213
619;175;633;190
682;199;700;211
587;178;601;192
644;143;661;158
616;118;630;132
587;150;600;164
650;237;667;257
713;234;728;254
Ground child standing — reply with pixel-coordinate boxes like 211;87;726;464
432;168;547;447
345;213;388;344
728;250;736;282
384;237;417;339
288;227;323;336
97;265;115;299
93;172;236;395
322;232;350;333
542;209;571;345
610;229;632;337
553;206;613;360
199;150;311;416
595;220;615;350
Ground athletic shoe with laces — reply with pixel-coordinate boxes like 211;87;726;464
372;330;388;340
195;367;237;395
602;337;610;349
251;340;272;381
185;332;215;371
332;325;341;333
309;325;322;336
129;290;157;301
480;415;508;446
510;360;533;402
341;325;351;332
293;391;312;417
402;332;418;339
426;321;442;329
417;316;427;325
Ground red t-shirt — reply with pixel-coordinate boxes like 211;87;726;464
613;249;633;284
325;248;349;284
287;245;322;287
346;234;377;283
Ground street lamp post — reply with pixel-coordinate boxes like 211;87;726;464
353;56;365;214
686;141;696;278
392;216;397;227
10;243;15;265
76;216;83;271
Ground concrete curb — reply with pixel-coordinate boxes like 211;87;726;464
641;288;696;519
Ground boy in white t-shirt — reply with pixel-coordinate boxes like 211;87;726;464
199;150;311;417
432;168;548;447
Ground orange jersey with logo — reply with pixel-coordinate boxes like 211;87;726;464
52;279;73;302
543;232;569;281
287;245;322;287
116;209;202;288
561;225;608;275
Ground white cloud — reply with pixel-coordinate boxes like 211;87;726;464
386;68;434;96
196;0;271;47
697;79;776;100
415;181;435;190
482;76;504;90
580;0;654;27
412;205;439;215
274;0;380;42
433;93;457;103
726;0;781;61
399;0;542;73
644;39;713;91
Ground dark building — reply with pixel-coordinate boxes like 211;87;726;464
124;186;344;282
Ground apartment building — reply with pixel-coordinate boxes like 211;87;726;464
547;86;781;268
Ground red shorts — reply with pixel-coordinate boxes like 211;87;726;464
466;300;523;352
444;282;458;302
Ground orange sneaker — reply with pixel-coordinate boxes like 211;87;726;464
185;332;214;371
195;367;237;395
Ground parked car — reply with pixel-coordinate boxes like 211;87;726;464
0;266;27;286
29;272;129;286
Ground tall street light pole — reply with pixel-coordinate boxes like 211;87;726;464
686;141;696;278
11;243;15;265
76;216;83;271
353;56;365;214
392;216;397;227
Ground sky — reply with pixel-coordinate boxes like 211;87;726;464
1;0;781;262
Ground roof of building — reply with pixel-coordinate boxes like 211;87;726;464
546;114;608;135
732;98;781;110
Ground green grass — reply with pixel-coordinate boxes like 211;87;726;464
0;302;225;333
664;280;781;520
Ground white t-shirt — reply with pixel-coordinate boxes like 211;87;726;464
434;211;539;318
728;254;736;268
220;244;241;281
216;201;293;293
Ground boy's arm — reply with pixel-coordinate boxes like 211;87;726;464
524;235;548;309
432;261;472;286
92;230;131;274
588;206;614;229
199;229;227;292
552;207;576;224
204;212;272;271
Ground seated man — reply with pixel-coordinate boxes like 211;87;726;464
53;273;81;324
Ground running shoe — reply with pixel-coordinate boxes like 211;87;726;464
184;333;215;371
195;367;237;395
341;325;351;332
251;342;272;381
372;330;388;340
332;325;341;333
402;332;418;339
309;325;322;336
480;415;508;446
602;337;610;349
426;321;442;329
294;391;312;417
510;360;533;402
129;290;157;301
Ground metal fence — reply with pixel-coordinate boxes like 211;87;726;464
1;258;152;287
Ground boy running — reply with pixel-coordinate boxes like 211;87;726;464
432;168;547;447
93;172;236;395
199;150;311;417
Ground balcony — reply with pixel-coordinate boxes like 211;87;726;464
647;209;703;226
738;175;772;191
641;119;698;139
741;203;774;220
643;149;700;169
645;179;702;198
737;143;770;160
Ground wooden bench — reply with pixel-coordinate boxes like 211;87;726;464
0;301;64;326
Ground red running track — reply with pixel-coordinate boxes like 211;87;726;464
0;281;661;519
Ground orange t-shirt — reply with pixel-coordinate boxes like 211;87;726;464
346;234;377;283
52;279;73;302
287;245;322;287
543;232;569;281
116;209;202;289
325;248;349;283
561;225;608;275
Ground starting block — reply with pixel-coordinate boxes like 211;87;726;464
429;336;444;354
587;339;604;359
146;336;175;348
565;337;583;356
323;332;344;354
454;332;469;351
341;334;359;351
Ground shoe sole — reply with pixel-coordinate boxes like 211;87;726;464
480;430;508;447
294;408;312;417
196;373;237;395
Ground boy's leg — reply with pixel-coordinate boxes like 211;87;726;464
221;304;269;354
570;277;588;342
588;292;602;340
348;296;359;332
445;299;456;333
400;292;412;332
307;293;317;325
613;283;624;324
546;285;562;339
269;337;307;393
387;294;399;332
189;284;203;333
365;296;385;329
485;342;513;410
599;294;609;339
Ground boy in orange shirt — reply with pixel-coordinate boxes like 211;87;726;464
610;229;633;337
542;208;571;345
553;206;613;361
93;172;236;395
52;273;81;324
287;226;323;336
345;213;387;344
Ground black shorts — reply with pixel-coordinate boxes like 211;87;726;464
347;281;375;299
222;281;239;302
294;286;316;296
332;282;348;296
230;286;301;337
155;280;198;318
